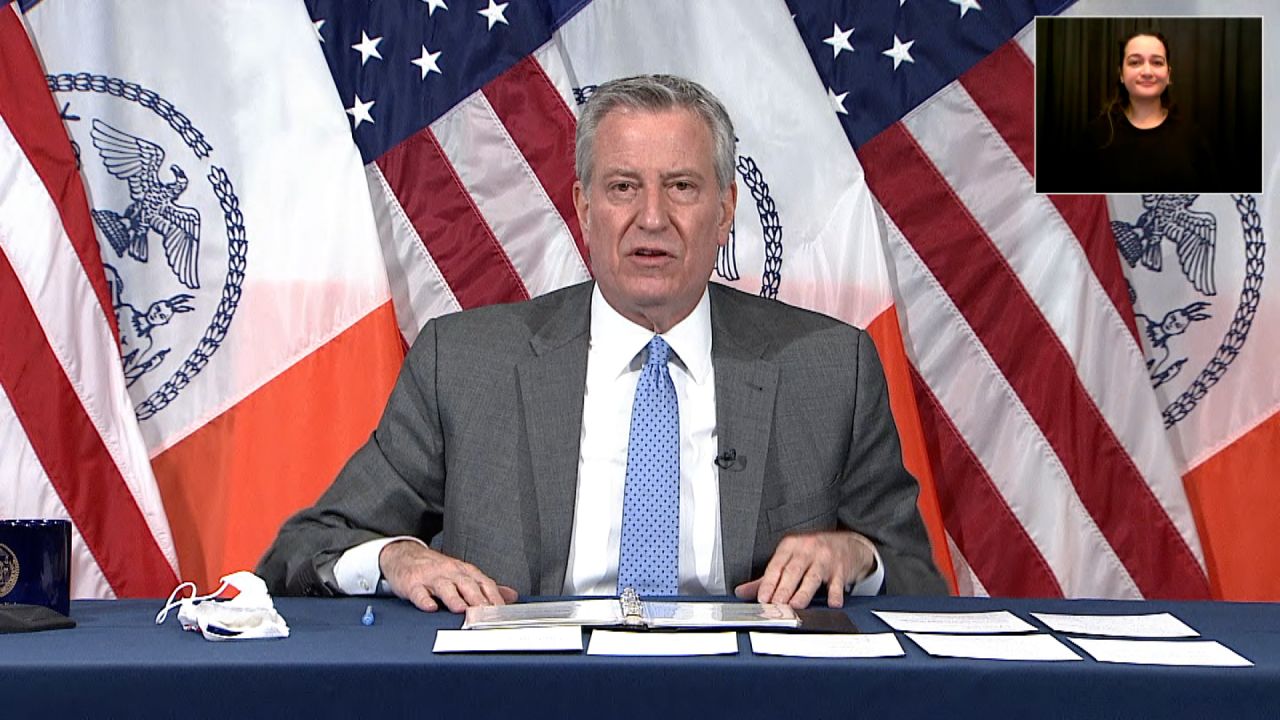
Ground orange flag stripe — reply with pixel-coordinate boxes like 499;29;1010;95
867;307;957;594
151;302;405;591
1183;410;1280;601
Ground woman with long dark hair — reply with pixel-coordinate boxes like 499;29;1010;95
1076;31;1216;192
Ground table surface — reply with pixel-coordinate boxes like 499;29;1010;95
4;595;1278;719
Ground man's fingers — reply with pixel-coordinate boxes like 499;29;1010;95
789;565;826;609
475;576;510;607
435;583;469;614
826;572;846;609
406;584;439;613
754;547;794;603
498;585;519;604
734;579;762;600
453;575;491;609
771;555;811;606
380;541;517;612
749;531;874;608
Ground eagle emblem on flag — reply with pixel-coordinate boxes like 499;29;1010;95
89;118;203;290
1111;194;1217;297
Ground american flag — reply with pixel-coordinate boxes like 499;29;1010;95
308;0;591;340
306;0;1209;599
0;2;179;598
784;0;1204;598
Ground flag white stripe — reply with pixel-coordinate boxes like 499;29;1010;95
431;92;591;297
881;211;1141;598
365;163;462;342
0;116;178;577
945;532;988;598
1016;21;1036;66
533;40;583;121
903;79;1203;565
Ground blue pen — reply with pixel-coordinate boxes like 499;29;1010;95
361;604;375;626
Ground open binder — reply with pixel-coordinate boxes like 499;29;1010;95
462;587;857;632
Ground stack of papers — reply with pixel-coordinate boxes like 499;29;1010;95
1031;612;1250;667
872;610;1251;667
872;610;1079;661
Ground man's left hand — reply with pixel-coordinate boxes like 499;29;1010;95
733;530;876;609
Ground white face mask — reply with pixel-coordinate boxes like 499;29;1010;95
155;571;290;641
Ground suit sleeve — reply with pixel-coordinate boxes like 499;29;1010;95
256;321;449;596
840;330;948;596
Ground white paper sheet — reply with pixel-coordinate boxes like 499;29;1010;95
432;626;584;653
749;632;905;658
872;610;1036;634
1031;612;1199;638
1070;638;1253;667
586;630;739;656
905;632;1082;661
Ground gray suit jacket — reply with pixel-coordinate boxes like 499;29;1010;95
258;282;945;597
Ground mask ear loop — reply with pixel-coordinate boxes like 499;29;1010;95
154;578;232;625
155;581;197;625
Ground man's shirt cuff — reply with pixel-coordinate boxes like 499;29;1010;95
847;546;885;596
333;536;427;595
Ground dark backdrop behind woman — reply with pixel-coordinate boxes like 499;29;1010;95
1036;16;1261;194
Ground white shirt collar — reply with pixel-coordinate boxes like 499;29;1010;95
589;284;713;385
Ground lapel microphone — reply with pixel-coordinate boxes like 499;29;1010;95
714;448;740;470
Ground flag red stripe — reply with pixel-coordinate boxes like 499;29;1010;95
909;366;1063;597
376;128;529;308
0;7;118;342
860;123;1209;599
0;248;177;596
958;39;1139;344
482;56;588;267
959;41;1035;173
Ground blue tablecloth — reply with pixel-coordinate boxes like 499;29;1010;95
3;595;1277;719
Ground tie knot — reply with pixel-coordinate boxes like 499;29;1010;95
645;336;671;368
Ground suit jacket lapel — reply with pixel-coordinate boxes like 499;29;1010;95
516;284;591;594
710;287;779;587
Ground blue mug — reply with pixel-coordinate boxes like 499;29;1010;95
0;519;72;616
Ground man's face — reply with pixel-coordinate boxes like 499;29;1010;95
573;107;736;332
1120;35;1170;103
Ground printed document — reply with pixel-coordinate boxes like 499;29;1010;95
906;632;1081;661
749;632;904;658
1031;612;1198;638
873;610;1036;634
1070;638;1252;667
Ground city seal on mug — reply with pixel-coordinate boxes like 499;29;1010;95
0;542;18;598
0;519;72;617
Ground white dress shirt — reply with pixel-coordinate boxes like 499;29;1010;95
563;286;724;595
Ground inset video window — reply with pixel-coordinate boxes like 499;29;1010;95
1036;16;1262;194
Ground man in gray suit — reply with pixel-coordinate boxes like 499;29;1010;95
258;74;945;612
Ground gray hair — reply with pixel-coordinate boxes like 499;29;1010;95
575;74;736;191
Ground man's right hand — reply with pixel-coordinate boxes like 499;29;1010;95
378;539;518;613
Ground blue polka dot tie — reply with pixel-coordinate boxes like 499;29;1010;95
617;336;679;597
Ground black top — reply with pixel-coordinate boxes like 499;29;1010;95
1072;109;1218;193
